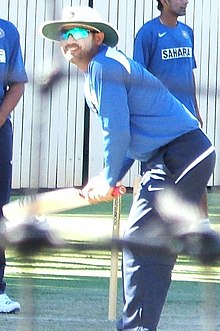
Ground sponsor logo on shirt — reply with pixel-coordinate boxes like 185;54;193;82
158;32;167;38
161;47;192;60
0;49;6;63
182;30;190;39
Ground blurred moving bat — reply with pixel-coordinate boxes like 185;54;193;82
3;185;126;222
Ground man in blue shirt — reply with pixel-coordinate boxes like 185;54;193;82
133;0;210;230
134;0;202;124
40;6;216;330
0;18;28;313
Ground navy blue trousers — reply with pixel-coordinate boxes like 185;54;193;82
0;119;13;293
122;129;216;331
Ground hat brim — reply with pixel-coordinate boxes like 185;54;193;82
40;21;119;47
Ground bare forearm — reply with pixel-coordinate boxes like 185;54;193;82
193;72;203;127
0;83;25;126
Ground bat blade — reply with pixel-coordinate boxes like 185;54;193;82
3;188;89;222
3;186;126;223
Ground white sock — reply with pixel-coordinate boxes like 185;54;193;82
189;218;211;232
199;218;211;231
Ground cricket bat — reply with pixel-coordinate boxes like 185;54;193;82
3;186;126;222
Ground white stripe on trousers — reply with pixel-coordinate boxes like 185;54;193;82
175;145;215;184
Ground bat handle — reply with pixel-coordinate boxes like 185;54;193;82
112;185;126;197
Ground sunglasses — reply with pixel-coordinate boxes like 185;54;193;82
60;27;95;41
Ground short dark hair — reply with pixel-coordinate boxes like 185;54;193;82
157;0;163;11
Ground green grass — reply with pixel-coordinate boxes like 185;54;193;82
52;192;133;218
2;276;220;331
2;190;220;330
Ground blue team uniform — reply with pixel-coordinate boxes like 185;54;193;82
85;45;200;186
133;17;196;116
0;18;28;213
0;19;28;293
84;45;215;330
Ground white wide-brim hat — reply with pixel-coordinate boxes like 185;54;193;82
40;6;119;47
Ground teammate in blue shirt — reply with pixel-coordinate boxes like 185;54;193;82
133;0;202;124
0;18;28;312
40;6;216;331
133;0;210;235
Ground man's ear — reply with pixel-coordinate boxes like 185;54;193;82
161;0;169;8
95;32;105;45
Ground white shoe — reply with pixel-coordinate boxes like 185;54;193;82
0;293;20;313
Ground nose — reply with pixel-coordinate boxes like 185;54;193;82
66;34;76;41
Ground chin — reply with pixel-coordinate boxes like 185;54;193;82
64;53;74;62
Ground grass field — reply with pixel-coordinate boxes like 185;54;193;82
2;190;220;330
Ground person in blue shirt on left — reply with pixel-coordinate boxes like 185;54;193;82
40;6;216;330
0;17;28;313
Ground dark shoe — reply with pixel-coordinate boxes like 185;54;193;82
116;318;149;331
116;317;123;330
